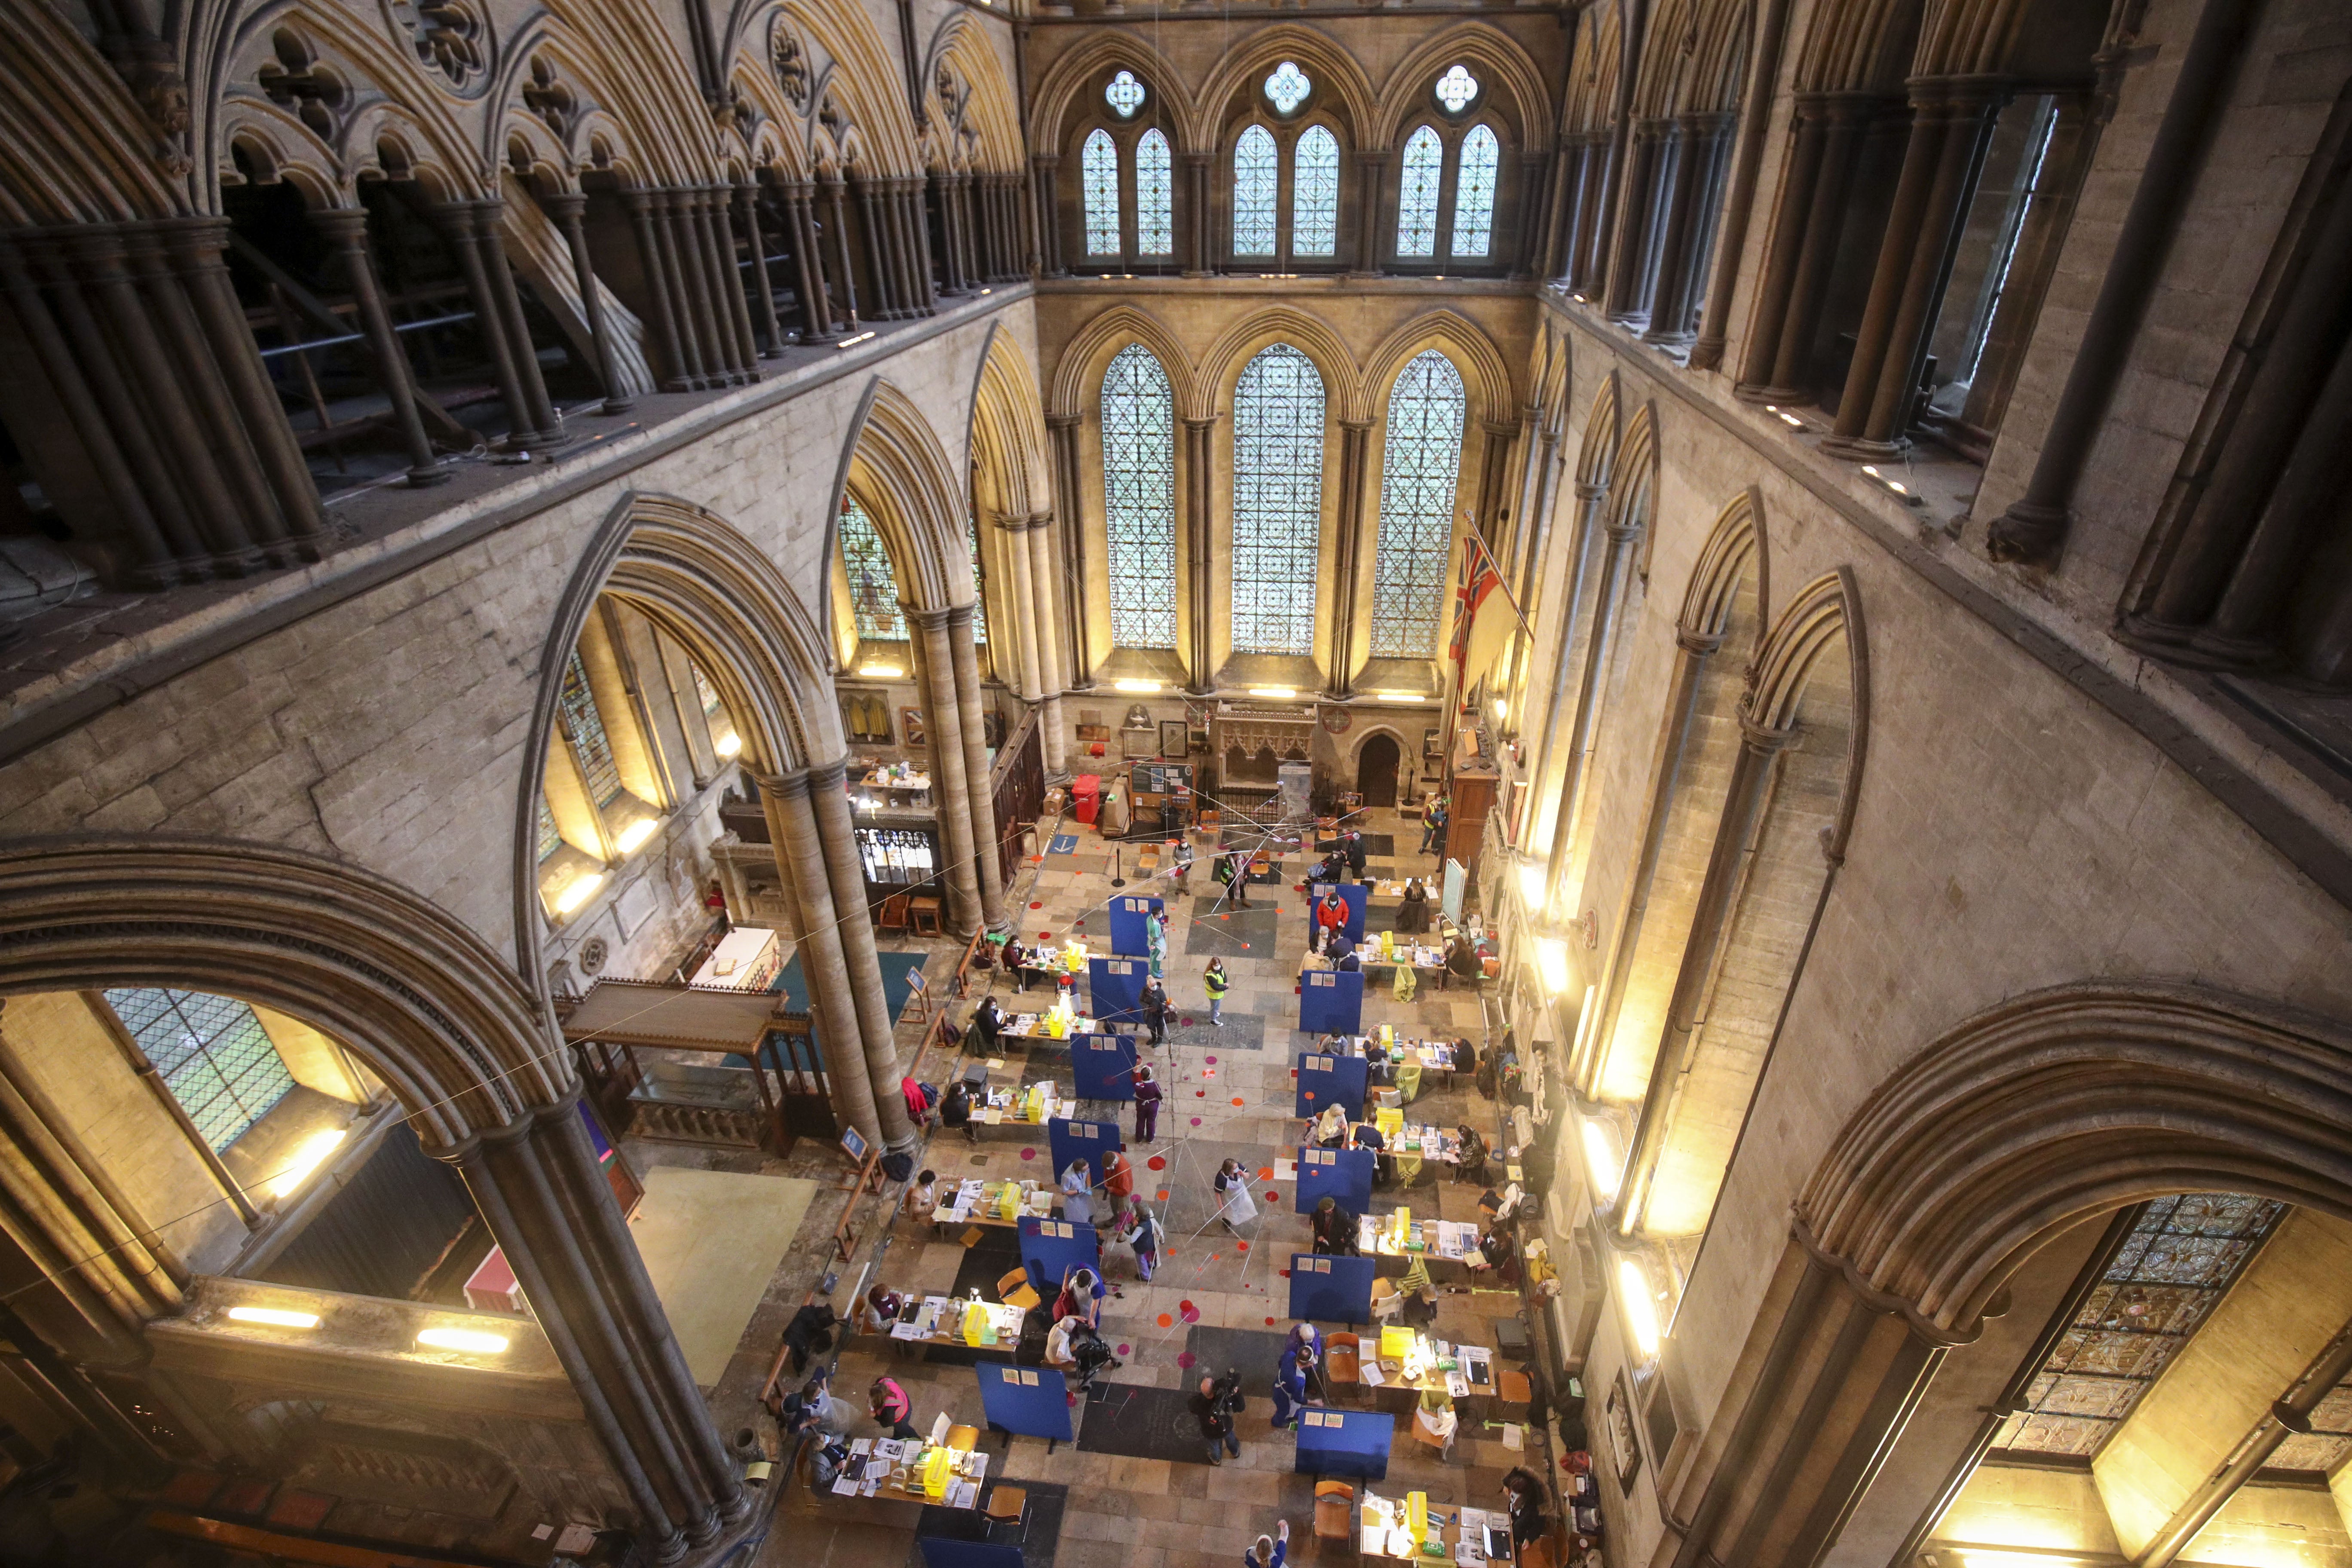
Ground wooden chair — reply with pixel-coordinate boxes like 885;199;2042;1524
1312;1481;1355;1544
877;892;913;934
909;892;943;935
1412;1401;1458;1458
1498;1369;1534;1409
985;1485;1028;1530
1323;1332;1362;1404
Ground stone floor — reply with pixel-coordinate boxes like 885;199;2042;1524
661;802;1532;1568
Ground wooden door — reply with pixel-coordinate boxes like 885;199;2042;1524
1355;734;1401;807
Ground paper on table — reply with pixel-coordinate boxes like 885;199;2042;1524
1457;1509;1488;1532
1454;1541;1484;1566
1361;1362;1386;1387
850;1439;874;1454
948;1481;980;1509
831;1476;860;1496
890;1322;925;1339
987;1058;1005;1069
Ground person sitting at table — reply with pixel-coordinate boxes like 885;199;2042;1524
1354;1119;1399;1190
1440;932;1483;990
1394;878;1432;935
781;1371;856;1440
1311;1194;1359;1255
857;1283;905;1335
1479;1212;1522;1286
1502;1467;1550;1553
1311;1102;1349;1148
1314;889;1350;953
970;994;1004;1053
940;1079;977;1145
1332;938;1361;973
1455;1124;1489;1186
1002;935;1036;993
1060;1159;1095;1225
1396;1256;1439;1327
901;1169;937;1221
1133;1062;1163;1143
1271;1339;1319;1430
870;1375;920;1439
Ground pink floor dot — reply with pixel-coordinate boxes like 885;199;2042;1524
1206;1056;1219;1066
1176;1351;1195;1369
1020;1148;1035;1160
1118;1344;1131;1356
1190;1116;1202;1126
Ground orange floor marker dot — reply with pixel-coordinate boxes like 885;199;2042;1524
1157;1313;1173;1327
1232;1096;1246;1106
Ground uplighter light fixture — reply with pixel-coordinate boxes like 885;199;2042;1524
1516;860;1546;907
714;732;742;759
1859;465;1925;507
1491;697;1508;720
1113;679;1160;693
1534;935;1571;997
1374;691;1421;701
267;1128;347;1199
228;1305;321;1329
417;1327;511;1354
836;331;876;349
615;817;659;854
856;664;905;679
554;871;606;916
1582;1115;1622;1203
1617;1258;1662;1358
1248;687;1298;699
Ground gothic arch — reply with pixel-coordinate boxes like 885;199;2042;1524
1047;303;1198;421
1602;400;1657;536
1562;1;1626;136
921;14;1022;175
1029;34;1201;160
1371;24;1554;154
0;836;559;1147
1195;27;1378;157
1576;369;1622;494
1796;982;2352;1339
487;19;703;189
1746;566;1869;858
0;4;180;224
1361;309;1517;431
1196;306;1365;424
1631;0;1752;118
1678;487;1770;643
774;0;923;175
831;377;976;615
970;324;1051;520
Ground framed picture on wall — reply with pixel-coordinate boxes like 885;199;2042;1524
1159;720;1188;758
901;708;926;748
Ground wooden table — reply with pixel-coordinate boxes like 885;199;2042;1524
887;1296;1028;1353
834;1435;990;1508
931;1179;1059;1233
1356;1492;1513;1567
1358;1330;1498;1401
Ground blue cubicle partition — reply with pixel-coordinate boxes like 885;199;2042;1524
1017;1214;1101;1293
1293;1146;1376;1213
1087;956;1148;1022
1298;968;1365;1034
1046;1116;1125;1184
976;1363;1074;1442
1287;1253;1379;1323
1072;1034;1140;1101
1294;1051;1370;1118
1106;895;1166;959
1294;1409;1391;1479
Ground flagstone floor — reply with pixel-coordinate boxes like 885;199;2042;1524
748;803;1543;1568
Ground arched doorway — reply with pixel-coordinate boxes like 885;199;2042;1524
1356;733;1401;807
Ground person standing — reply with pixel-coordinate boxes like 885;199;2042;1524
1121;1199;1164;1281
1060;1159;1095;1226
1271;1341;1318;1430
1172;837;1194;891
1310;1194;1358;1254
1213;1158;1257;1235
1226;845;1254;907
1102;1147;1135;1210
1140;975;1171;1047
1191;1371;1243;1466
1314;889;1349;955
870;1375;919;1439
1145;906;1168;978
1203;958;1229;1026
1243;1521;1289;1568
1133;1062;1163;1143
1419;796;1449;855
1343;831;1368;884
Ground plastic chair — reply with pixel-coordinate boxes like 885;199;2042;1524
1314;1481;1356;1542
995;1267;1041;1311
1325;1332;1361;1395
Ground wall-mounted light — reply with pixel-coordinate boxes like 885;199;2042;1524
1373;691;1421;702
228;1305;321;1329
857;664;905;679
1248;687;1297;699
714;732;742;759
554;871;606;916
1617;1257;1663;1359
1582;1115;1622;1203
267;1128;347;1200
1113;679;1159;693
1516;860;1546;907
417;1327;511;1354
1491;697;1508;720
1568;982;1599;1066
1860;465;1925;507
836;331;876;349
1534;935;1571;997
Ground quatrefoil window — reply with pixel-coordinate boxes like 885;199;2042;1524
1435;64;1479;114
1264;62;1310;115
1106;70;1145;118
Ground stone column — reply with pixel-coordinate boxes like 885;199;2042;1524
1738;94;1880;400
1602;118;1669;321
1000;513;1044;701
759;770;900;1150
1045;414;1092;686
805;760;920;1152
735;182;784;357
1352;151;1391;277
1026;509;1071;780
445;1098;748;1562
1183;416;1218;693
668;190;734;381
824;177;861;326
1543;510;1638;902
1182;153;1214;276
1825;78;2011;458
850;176;897;318
931;173;966;295
622;190;695;389
1690;0;1797;370
1614;709;1793;1228
1328;417;1374;698
539;193;635;412
1033;154;1065;276
312;208;446;482
1644;113;1736;346
434;200;560;444
909;606;983;934
779;179;834;342
947;604;1006;930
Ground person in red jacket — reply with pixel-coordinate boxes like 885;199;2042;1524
1314;890;1349;954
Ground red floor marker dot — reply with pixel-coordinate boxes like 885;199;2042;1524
1020;1148;1035;1160
1146;1155;1167;1170
1264;1191;1279;1203
1029;901;1042;909
1237;1241;1250;1251
1039;931;1052;940
1157;1313;1173;1327
1278;1268;1291;1278
1196;1091;1206;1098
1266;1317;1277;1326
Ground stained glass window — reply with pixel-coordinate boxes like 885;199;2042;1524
560;652;622;806
1452;125;1498;258
1234;125;1277;257
1293;126;1338;258
1082;128;1120;257
1137;129;1174;255
536;792;562;862
1991;1193;2285;1460
1231;343;1324;655
1435;65;1479;113
1371;352;1466;658
104;988;297;1152
840;497;907;642
968;514;988;643
1101;345;1178;649
1106;70;1145;118
1264;61;1310;115
1397;126;1442;258
691;662;722;714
